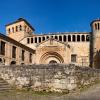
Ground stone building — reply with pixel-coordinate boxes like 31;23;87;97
0;18;100;67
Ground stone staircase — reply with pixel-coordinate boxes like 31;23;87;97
0;78;14;92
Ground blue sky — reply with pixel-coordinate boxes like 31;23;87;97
0;0;100;34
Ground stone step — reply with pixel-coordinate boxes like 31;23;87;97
0;78;14;92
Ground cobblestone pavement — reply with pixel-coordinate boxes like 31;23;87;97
0;84;100;100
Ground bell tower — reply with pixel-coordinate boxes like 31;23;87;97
6;18;35;41
90;19;100;68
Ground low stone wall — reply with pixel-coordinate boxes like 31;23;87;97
0;64;100;92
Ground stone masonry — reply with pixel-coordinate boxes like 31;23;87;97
0;64;100;93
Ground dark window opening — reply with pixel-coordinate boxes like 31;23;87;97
68;35;71;42
8;28;10;33
82;35;85;41
63;35;66;42
51;36;53;38
42;37;45;41
22;50;25;61
29;53;32;63
77;35;80;42
72;35;76;42
59;36;62;41
46;36;49;39
31;38;33;43
86;35;89;41
27;38;30;44
71;54;77;62
16;26;18;32
95;24;97;30
55;36;58;40
12;46;16;58
98;23;100;30
19;25;22;31
39;37;41;43
0;41;5;55
35;37;37;43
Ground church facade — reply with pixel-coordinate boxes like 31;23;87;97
0;18;100;68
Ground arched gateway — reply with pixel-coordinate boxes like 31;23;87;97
39;52;64;64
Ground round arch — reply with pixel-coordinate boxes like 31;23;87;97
10;61;16;65
39;52;64;64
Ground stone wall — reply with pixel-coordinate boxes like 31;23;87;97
0;64;100;92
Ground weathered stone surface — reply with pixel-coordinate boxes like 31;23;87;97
0;64;100;92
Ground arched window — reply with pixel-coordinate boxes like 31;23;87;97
35;37;37;43
8;28;10;33
55;36;58;40
42;37;45;41
81;35;85;42
95;23;97;30
31;38;33;43
72;35;76;42
63;35;66;42
46;36;49;39
86;35;89;41
27;38;30;44
16;26;18;32
19;25;22;31
77;35;80;42
12;27;14;33
98;23;100;30
59;36;62;41
39;37;41;43
68;35;71;42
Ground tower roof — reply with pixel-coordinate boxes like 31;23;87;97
5;18;35;31
90;18;100;26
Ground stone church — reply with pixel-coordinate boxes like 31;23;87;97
0;18;100;68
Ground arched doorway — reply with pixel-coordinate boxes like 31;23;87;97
10;61;16;65
49;60;57;64
39;52;64;64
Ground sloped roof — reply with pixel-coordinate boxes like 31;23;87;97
6;18;35;31
0;33;35;53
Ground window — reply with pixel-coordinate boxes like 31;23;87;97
12;27;14;33
42;37;45;41
82;35;85;41
68;35;71;42
29;53;32;63
46;36;49;39
95;24;97;30
39;37;41;43
0;41;5;55
31;38;33;43
71;54;77;62
59;36;62;41
63;35;66;42
19;25;22;31
55;36;58;40
35;37;37;43
22;50;25;61
72;35;76;42
8;28;10;33
12;46;16;58
16;26;18;32
77;35;80;42
98;23;100;30
27;38;30;44
86;35;89;41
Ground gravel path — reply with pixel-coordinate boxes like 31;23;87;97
0;84;100;100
